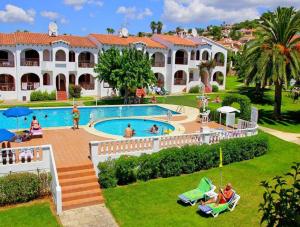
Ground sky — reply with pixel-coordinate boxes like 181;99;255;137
0;0;299;36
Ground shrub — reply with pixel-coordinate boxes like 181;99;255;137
69;85;82;98
49;91;56;100
212;85;219;92
222;94;251;120
98;159;117;188
30;90;56;101
98;134;268;188
189;85;200;93
0;172;51;205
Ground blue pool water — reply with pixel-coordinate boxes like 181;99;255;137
94;118;175;137
0;105;178;130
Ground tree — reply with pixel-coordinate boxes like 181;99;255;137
198;59;216;86
106;28;114;34
95;47;156;99
157;21;163;34
137;32;145;37
259;162;300;227
175;26;182;34
196;28;204;36
209;26;222;40
242;7;300;118
150;21;157;34
229;29;242;41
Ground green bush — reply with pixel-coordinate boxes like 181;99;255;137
98;134;268;188
212;85;219;92
30;90;56;101
0;172;51;205
69;85;82;98
189;85;200;93
222;94;251;120
98;159;117;188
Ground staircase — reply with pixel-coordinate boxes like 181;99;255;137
58;163;104;211
205;86;212;93
57;91;68;101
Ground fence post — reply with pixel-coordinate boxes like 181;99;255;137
90;141;99;176
56;185;62;215
153;138;160;152
202;132;211;144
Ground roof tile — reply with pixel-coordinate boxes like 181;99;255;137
154;34;197;47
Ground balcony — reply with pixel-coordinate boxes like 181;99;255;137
152;61;165;67
0;83;15;91
21;58;39;67
0;60;14;67
21;82;40;91
78;61;95;68
175;57;188;65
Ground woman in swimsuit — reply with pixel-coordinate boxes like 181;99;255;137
72;105;80;129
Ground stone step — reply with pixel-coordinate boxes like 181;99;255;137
62;189;102;202
58;168;95;180
62;182;100;194
62;196;104;211
60;175;96;187
57;163;94;173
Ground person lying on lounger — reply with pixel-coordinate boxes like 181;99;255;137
201;183;234;206
30;116;41;130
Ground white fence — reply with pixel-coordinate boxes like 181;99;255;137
90;126;258;175
0;145;62;214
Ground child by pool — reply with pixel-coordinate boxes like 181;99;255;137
72;105;80;129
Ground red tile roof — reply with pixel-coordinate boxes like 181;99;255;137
154;34;197;47
0;32;97;48
89;34;166;49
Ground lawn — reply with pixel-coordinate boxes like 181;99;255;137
0;201;60;227
0;101;72;109
103;132;300;227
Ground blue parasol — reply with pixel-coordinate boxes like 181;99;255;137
3;107;33;131
0;129;15;143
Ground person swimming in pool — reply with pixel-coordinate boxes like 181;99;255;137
72;105;80;129
150;124;159;134
124;123;134;138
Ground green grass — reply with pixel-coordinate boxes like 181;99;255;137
225;75;244;91
0;102;72;109
0;201;60;227
103;132;300;227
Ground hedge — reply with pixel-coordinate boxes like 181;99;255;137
212;85;219;92
222;94;251;120
98;134;268;188
69;85;82;98
30;90;56;101
189;85;200;93
0;172;51;205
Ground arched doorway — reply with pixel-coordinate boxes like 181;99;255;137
55;50;66;61
174;70;187;85
78;52;95;68
0;74;15;91
43;49;51;61
20;49;39;66
151;52;165;67
56;74;66;91
0;50;14;67
202;50;209;61
196;50;200;60
214;52;225;66
190;50;195;60
21;73;40;90
212;71;224;85
175;50;188;64
43;73;51;86
69;51;75;62
69;74;76;85
154;73;164;87
78;74;94;90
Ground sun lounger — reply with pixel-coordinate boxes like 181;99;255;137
30;128;43;138
198;191;240;217
178;177;216;206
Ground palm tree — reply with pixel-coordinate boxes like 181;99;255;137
110;28;115;34
106;28;115;34
150;21;157;34
157;21;163;34
243;7;300;118
198;59;216;89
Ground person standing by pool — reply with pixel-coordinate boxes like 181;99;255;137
72;105;80;129
124;123;134;138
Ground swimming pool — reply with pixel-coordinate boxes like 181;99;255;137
94;118;175;137
0;105;178;130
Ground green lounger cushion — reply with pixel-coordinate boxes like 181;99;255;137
181;177;212;201
207;203;229;213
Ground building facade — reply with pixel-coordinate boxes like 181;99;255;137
0;30;227;101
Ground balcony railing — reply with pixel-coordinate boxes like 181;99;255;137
152;61;165;67
174;79;187;85
0;60;14;67
80;83;95;90
21;58;39;66
175;57;188;65
78;61;95;68
21;82;40;91
0;83;15;91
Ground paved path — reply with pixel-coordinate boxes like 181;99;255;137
259;126;300;145
59;204;118;227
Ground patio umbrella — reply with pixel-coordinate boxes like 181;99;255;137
3;107;33;131
216;106;240;124
0;129;15;143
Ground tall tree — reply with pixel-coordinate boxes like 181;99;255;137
242;7;300;118
157;21;163;34
209;26;222;40
106;28;114;34
150;21;157;34
95;47;156;99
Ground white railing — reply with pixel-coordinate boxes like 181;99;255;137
90;126;258;174
0;145;62;215
238;119;256;129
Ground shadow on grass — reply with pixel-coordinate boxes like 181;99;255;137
235;87;274;105
258;109;300;126
176;200;191;207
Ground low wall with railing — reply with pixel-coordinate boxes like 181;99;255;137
0;145;62;214
90;126;258;175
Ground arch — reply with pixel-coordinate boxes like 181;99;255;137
174;70;187;85
55;50;66;61
212;71;224;85
69;50;75;62
196;50;200;60
43;49;51;61
0;74;15;91
78;74;95;90
190;50;196;60
43;73;51;86
21;73;40;90
56;74;66;91
154;73;164;87
214;52;225;66
69;74;76;85
20;49;39;66
175;49;188;64
151;52;165;67
167;50;172;64
0;50;14;67
222;94;251;120
202;50;209;61
78;51;95;68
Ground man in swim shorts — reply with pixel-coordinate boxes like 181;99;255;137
72;105;80;129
